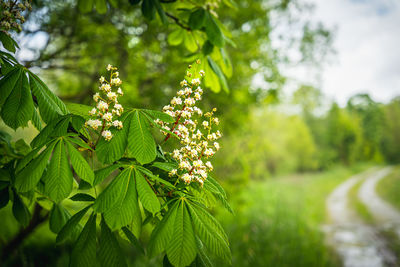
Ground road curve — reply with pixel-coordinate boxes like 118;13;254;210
324;167;397;267
358;167;400;237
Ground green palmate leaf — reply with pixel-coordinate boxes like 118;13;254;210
167;28;184;46
96;113;129;164
1;71;34;129
128;110;156;164
49;203;71;234
65;140;94;185
0;32;19;53
94;164;122;186
12;192;31;227
191;202;228;242
219;48;233;78
189;8;206;30
187;203;231;262
66;136;93;151
78;0;94;13
154;0;168;25
141;0;156;20
192;237;214;267
136;165;175;189
14;141;56;192
70;193;96;202
28;72;68;123
207;56;229;93
43;140;73;202
135;169;160;214
0;67;21;107
95;0;107;14
103;168;142;232
148;200;179;257
70;213;98;267
65;102;92;119
166;200;197;267
205;12;225;47
31;108;43;131
71;115;85;131
56;206;91;244
52;116;70;137
202;40;214;55
204;58;221;93
30;117;60;149
184;32;198;53
99;218;127;267
122;226;145;254
93;168;131;213
152;161;178;172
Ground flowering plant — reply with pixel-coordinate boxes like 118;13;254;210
0;51;232;266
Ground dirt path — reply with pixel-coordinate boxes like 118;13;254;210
324;167;398;267
358;167;400;238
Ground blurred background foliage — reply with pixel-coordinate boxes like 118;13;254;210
1;0;400;266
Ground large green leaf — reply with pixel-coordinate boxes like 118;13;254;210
187;203;231;262
166;200;197;267
98;218;127;267
56;206;91;244
95;0;107;14
1;71;34;129
70;213;98;267
122;226;145;254
94;164;122;186
141;0;156;20
154;0;168;25
205;12;225;47
15;141;56;192
189;8;206;30
127;110;156;164
207;56;229;93
167;28;184;46
93;168;130;213
44;140;73;202
49;203;71;234
0;32;19;53
135;169;160;214
65;140;94;185
78;0;94;13
12;192;31;227
103;168;142;232
0;67;21;107
147;201;179;257
95;113;129;164
29;72;68;123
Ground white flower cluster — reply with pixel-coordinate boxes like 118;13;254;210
155;61;222;185
85;64;124;141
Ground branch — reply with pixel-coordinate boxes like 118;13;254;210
1;204;49;261
165;12;191;31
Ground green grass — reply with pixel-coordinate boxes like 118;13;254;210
348;178;374;223
376;166;400;210
215;163;372;267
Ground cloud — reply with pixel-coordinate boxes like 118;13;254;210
281;0;400;105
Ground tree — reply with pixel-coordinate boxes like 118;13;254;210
0;1;233;266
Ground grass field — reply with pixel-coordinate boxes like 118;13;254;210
215;163;372;267
377;166;400;210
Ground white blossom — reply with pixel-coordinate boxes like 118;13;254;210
102;130;113;141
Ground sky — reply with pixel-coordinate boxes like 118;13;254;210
285;0;400;105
